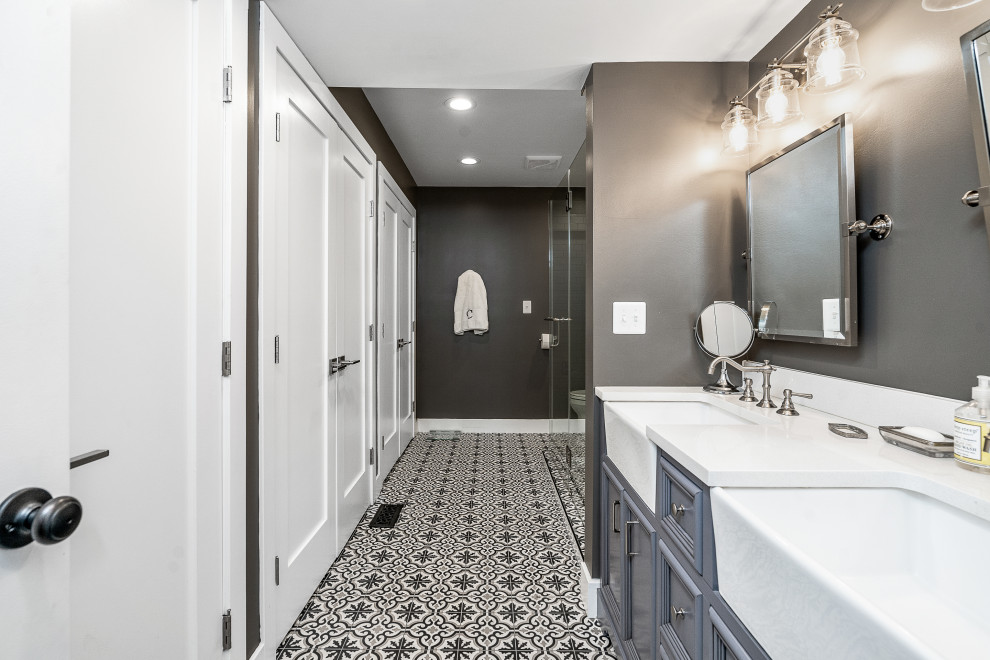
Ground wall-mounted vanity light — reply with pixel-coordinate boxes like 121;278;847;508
721;4;865;156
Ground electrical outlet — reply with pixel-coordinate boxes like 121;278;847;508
523;300;532;314
613;302;647;334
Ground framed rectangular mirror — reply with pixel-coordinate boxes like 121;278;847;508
747;114;857;346
961;18;990;251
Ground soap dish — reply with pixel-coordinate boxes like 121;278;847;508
879;426;954;458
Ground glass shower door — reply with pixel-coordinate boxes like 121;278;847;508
546;143;588;557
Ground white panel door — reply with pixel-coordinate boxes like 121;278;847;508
0;3;71;656
334;135;375;542
376;182;402;496
398;207;416;451
265;52;338;640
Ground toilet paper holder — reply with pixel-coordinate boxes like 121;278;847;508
542;317;572;349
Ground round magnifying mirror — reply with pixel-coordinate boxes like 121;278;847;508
695;301;755;394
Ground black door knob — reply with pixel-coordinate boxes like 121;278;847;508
0;487;83;549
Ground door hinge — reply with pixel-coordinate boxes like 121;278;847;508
221;609;232;651
275;556;280;586
411;239;416;253
369;446;376;465
412;401;416;413
275;113;281;142
369;324;375;342
222;66;233;103
274;335;280;364
412;321;415;332
221;341;232;377
369;200;375;218
381;323;385;339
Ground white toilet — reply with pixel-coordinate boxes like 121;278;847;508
568;390;586;419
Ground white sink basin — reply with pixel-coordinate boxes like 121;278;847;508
603;399;766;513
712;486;990;659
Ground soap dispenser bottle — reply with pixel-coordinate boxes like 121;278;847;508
954;375;990;472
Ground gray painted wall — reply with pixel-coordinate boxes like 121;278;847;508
584;61;749;578
416;187;553;419
587;61;750;392
746;0;990;401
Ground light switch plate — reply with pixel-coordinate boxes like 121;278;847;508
613;302;646;334
523;300;532;314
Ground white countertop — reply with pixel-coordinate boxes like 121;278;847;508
595;386;990;523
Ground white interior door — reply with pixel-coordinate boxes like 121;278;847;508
376;181;402;495
0;3;71;656
264;51;338;640
334;135;376;543
398;207;416;451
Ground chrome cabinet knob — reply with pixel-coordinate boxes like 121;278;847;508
0;487;83;549
670;502;686;518
671;606;687;620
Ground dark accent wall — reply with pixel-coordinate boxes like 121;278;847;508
587;61;750;391
584;61;748;579
328;87;418;207
745;0;990;401
416;187;553;419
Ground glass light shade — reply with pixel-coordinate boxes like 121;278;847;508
756;69;803;128
721;103;757;155
922;0;984;10
803;17;865;93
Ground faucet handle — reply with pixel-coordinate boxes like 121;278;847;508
777;389;813;416
739;378;758;403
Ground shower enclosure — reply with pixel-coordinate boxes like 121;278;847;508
545;143;587;556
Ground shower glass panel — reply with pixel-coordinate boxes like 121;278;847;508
546;142;587;557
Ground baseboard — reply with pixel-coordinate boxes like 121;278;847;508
416;419;553;433
582;562;599;618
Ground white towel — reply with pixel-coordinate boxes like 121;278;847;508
453;270;489;335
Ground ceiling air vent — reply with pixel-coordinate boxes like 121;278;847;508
524;156;561;171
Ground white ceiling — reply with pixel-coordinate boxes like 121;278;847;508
266;0;810;91
365;88;586;187
264;0;812;187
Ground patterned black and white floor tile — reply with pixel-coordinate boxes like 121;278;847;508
277;433;615;660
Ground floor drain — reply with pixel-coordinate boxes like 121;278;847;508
428;429;461;440
369;503;404;529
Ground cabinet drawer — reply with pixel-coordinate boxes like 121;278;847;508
709;607;753;660
659;457;704;574
658;539;702;660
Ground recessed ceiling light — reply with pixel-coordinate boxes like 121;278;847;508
446;97;475;111
460;157;478;165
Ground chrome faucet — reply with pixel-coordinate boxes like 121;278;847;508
707;358;777;408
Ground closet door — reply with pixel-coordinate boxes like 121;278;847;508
334;134;375;542
397;204;416;451
263;51;338;641
376;180;402;496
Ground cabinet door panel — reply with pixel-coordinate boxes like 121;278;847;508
709;607;754;660
602;465;624;618
658;539;703;660
625;494;657;660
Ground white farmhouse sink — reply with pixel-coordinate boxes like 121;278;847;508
712;486;990;660
603;400;765;512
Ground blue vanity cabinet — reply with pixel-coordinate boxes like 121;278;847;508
654;454;771;660
599;460;658;660
601;462;625;628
